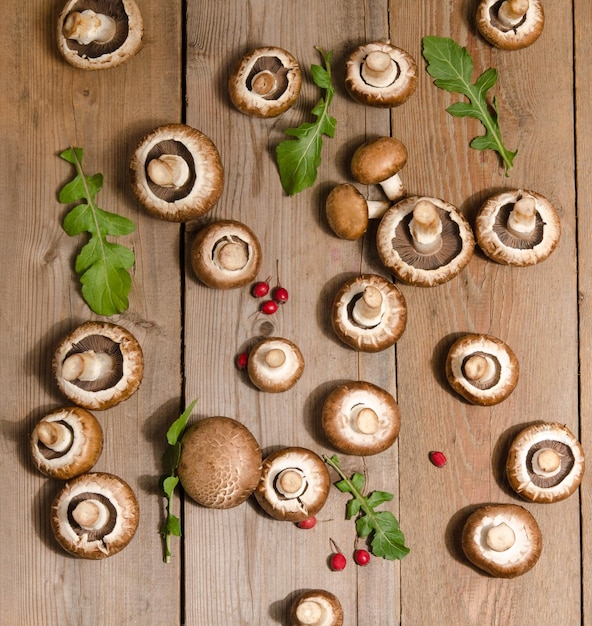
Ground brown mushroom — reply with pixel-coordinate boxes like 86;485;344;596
506;422;585;503
254;447;330;522
376;196;475;287
475;189;561;266
332;274;407;352
322;381;400;456
57;0;143;70
345;41;417;108
31;407;103;479
445;333;519;406
130;123;224;222
461;503;542;578
228;46;302;118
177;416;262;509
290;589;344;626
247;337;305;392
476;0;544;50
53;321;144;411
50;472;139;559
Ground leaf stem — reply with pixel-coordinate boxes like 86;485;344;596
322;454;373;519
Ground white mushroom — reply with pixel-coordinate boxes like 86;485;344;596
247;337;305;392
476;0;545;50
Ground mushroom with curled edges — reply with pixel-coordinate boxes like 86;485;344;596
57;0;143;70
53;321;144;411
506;422;585;503
228;46;302;118
254;447;331;522
290;589;344;626
247;337;305;392
377;196;475;287
130;124;224;222
31;407;103;480
51;472;139;559
476;0;544;50
475;189;560;266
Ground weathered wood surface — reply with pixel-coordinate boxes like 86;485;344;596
1;1;588;625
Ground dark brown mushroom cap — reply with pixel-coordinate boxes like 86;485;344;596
228;46;302;118
351;137;408;186
50;472;139;559
476;0;544;50
130;123;224;222
254;447;331;522
247;337;305;392
461;503;542;578
290;589;344;626
475;189;561;266
322;381;400;456
506;422;585;503
325;183;369;240
331;274;407;352
376;195;475;287
30;407;103;480
57;0;143;70
445;333;519;406
178;417;262;509
53;321;144;411
345;41;417;108
190;219;262;289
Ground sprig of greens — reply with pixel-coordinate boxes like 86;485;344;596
58;147;136;316
323;454;409;561
160;398;197;563
276;47;337;195
421;36;517;175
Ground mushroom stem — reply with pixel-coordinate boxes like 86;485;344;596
275;468;307;499
62;351;115;383
367;199;392;220
379;174;406;202
352;286;384;328
36;421;73;453
63;10;117;45
485;522;516;552
295;600;324;624
497;0;529;28
71;499;110;531
506;195;537;239
409;199;443;254
147;155;190;189
532;448;563;476
250;70;278;96
264;348;286;369
360;50;398;87
352;405;380;435
462;354;497;386
212;237;249;271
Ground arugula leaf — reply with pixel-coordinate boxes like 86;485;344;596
276;47;336;195
58;147;136;316
421;36;517;175
323;454;409;561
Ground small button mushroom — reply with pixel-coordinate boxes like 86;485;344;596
247;337;305;392
290;589;344;626
476;0;544;50
228;46;302;118
475;189;561;266
376;196;475;287
506;422;585;503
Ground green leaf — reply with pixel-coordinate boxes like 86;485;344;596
166;515;182;537
369;511;410;560
166;398;198;445
365;490;394;509
345;498;362;519
162;476;179;499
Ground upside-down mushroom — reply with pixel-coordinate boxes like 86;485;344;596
247;337;305;392
290;589;344;626
476;0;544;50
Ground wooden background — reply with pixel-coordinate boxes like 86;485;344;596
1;1;589;624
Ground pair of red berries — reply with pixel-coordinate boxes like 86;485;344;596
251;278;289;314
328;538;370;570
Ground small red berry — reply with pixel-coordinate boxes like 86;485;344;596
354;549;371;566
330;552;347;571
236;351;249;369
272;286;289;304
251;280;270;298
260;300;278;315
296;516;316;529
429;450;447;467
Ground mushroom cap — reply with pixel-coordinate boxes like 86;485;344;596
53;321;144;411
178;416;262;509
30;407;103;479
228;46;302;118
190;219;262;289
247;337;305;392
290;589;344;626
345;40;418;108
476;0;544;50
475;189;561;266
322;381;400;456
506;422;585;503
445;333;519;406
57;0;143;70
50;472;139;559
130;123;224;222
376;195;475;287
331;274;407;352
351;137;408;186
325;183;369;240
461;503;542;578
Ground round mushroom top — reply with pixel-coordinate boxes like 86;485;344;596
461;503;542;578
445;333;519;406
228;46;302;118
476;0;544;50
190;219;262;289
178;416;262;509
30;407;103;480
247;337;305;392
325;183;369;241
351;137;408;186
53;321;144;411
130;123;224;222
506;422;585;503
290;589;344;626
475;189;561;266
322;381;400;456
57;0;144;70
332;274;407;352
254;447;331;522
376;196;475;287
51;472;139;559
345;41;417;108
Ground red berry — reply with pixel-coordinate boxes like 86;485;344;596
330;552;347;571
272;286;289;304
251;280;270;298
354;549;371;566
296;516;316;529
429;450;447;467
236;352;249;369
260;300;278;315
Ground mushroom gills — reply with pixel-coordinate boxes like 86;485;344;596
36;421;74;457
246;56;291;100
274;468;308;500
462;352;501;389
527;440;574;487
493;0;529;30
145;140;196;201
211;236;250;271
492;202;545;249
360;50;400;88
67;491;117;542
63;335;124;391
